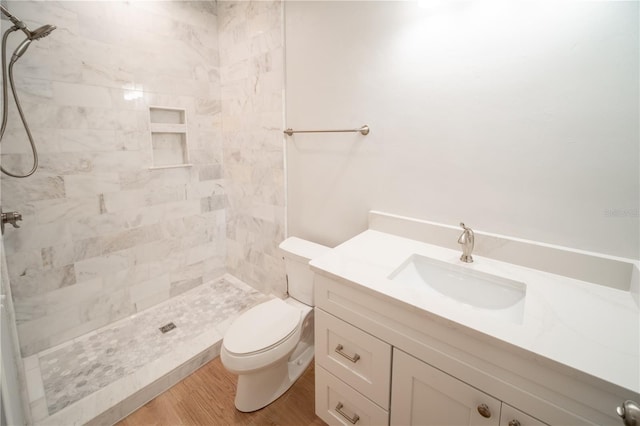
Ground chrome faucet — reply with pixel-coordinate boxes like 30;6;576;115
457;222;474;263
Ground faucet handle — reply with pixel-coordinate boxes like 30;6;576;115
11;212;22;228
459;222;474;237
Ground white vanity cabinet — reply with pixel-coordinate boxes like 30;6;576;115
313;273;625;426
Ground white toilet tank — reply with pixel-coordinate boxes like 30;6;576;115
279;237;330;306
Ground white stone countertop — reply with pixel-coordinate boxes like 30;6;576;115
310;230;640;396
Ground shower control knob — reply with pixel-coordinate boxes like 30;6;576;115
1;211;22;229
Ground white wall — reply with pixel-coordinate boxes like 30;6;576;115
285;1;639;259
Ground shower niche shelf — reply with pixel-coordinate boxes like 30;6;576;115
148;106;192;170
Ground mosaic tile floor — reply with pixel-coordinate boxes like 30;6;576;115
36;276;265;416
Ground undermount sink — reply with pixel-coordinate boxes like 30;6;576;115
389;254;527;323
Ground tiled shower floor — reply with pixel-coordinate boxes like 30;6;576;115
23;275;267;425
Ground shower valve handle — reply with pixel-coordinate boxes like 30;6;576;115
2;211;22;228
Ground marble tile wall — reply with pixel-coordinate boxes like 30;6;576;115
1;1;225;356
218;1;287;297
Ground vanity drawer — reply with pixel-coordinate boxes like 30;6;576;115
315;308;392;409
316;365;389;426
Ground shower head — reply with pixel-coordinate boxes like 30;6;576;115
28;24;56;41
9;25;56;64
1;6;56;41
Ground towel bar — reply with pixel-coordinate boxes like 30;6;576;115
283;125;369;136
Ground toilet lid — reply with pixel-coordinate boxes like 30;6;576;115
224;298;301;355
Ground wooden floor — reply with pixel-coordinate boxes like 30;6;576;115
116;357;325;426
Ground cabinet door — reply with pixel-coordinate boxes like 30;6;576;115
391;349;500;426
500;403;548;426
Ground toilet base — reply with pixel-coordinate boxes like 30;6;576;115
234;344;314;412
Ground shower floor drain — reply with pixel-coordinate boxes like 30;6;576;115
159;322;176;333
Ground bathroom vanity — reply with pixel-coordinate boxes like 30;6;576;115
310;213;640;426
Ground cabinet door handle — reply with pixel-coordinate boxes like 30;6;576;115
509;420;521;426
335;344;361;363
618;400;640;426
477;403;492;418
335;402;360;424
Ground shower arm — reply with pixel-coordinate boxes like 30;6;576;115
0;6;28;35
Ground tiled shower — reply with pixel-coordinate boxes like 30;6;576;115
0;1;285;424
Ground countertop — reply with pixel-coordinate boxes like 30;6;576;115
310;230;640;395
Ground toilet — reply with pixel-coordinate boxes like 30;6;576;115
220;237;330;412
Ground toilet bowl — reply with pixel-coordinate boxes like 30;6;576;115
220;237;330;412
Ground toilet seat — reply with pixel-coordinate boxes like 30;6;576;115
223;298;301;356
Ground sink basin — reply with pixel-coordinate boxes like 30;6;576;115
389;255;526;323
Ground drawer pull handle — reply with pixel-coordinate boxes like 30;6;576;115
336;402;360;424
508;420;521;426
477;403;492;418
335;344;361;363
